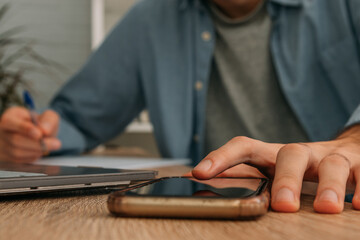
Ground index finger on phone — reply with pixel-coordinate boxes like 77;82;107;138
210;164;266;178
186;164;264;178
183;172;193;177
192;137;281;180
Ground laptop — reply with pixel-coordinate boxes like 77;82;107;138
0;162;157;196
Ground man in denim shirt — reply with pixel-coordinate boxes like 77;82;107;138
1;0;360;214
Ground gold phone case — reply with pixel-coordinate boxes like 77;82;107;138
107;177;270;219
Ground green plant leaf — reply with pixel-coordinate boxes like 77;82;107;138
0;4;64;113
1;44;31;67
0;4;10;23
0;37;27;47
0;26;24;40
26;47;68;72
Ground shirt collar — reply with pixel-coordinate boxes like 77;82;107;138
179;0;303;11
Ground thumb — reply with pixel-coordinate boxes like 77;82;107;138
38;110;60;137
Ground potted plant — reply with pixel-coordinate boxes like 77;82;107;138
0;4;62;115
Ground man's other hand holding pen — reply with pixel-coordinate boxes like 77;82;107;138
0;106;61;162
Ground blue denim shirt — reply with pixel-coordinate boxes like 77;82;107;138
51;0;360;164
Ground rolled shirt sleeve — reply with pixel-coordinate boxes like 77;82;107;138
345;105;360;128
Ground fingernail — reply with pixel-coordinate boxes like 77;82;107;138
41;122;51;134
29;129;39;139
319;189;338;203
275;188;295;202
194;160;213;172
51;140;61;149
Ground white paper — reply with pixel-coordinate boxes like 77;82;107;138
36;156;191;169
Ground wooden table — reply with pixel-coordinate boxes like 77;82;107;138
0;165;359;240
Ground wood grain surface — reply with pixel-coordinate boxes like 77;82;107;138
1;165;359;240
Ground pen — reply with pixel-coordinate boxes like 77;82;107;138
23;90;49;156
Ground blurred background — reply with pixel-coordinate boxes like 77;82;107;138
0;0;160;157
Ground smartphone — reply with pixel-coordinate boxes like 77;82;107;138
107;177;269;219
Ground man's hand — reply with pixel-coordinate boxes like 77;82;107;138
192;125;360;214
0;107;61;163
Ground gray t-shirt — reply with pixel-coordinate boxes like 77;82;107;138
205;1;308;154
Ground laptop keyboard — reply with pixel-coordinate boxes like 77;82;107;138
0;170;47;178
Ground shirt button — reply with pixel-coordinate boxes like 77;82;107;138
201;31;211;42
195;81;203;91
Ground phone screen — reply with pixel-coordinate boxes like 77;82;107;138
126;177;268;198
